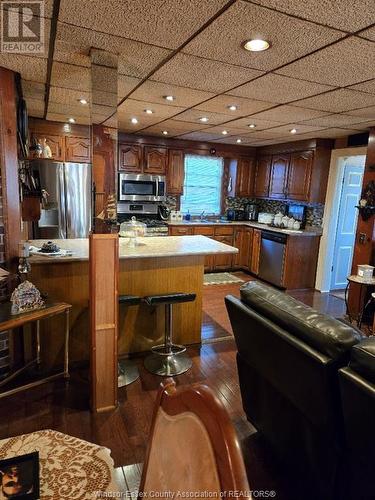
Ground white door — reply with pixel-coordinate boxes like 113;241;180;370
330;161;364;290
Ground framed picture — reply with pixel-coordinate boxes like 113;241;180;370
0;452;39;499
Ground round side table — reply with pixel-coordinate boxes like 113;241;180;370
345;275;375;329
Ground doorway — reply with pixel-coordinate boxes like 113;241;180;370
330;161;364;290
316;148;367;292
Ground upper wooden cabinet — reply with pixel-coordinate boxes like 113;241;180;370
144;146;167;174
254;155;271;198
269;154;290;199
236;157;255;197
118;144;142;172
167;149;184;195
31;133;64;161
65;136;90;163
286;151;313;201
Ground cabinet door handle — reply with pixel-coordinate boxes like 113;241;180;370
228;177;232;193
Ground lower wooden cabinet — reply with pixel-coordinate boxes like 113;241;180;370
234;227;253;269
169;226;194;236
192;225;215;271
250;229;261;275
212;235;234;270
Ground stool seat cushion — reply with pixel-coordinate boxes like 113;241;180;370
119;295;142;306
145;293;196;306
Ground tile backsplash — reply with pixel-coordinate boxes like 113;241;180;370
225;196;324;227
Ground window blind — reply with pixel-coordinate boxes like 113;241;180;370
180;155;224;216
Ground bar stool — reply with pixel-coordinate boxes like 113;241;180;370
144;293;196;376
118;295;142;386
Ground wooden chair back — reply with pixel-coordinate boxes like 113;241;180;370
138;379;250;498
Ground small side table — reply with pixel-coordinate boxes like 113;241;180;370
345;275;375;328
0;302;71;399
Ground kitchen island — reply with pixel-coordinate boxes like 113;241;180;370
28;236;237;367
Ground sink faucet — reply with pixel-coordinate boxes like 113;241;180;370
200;210;205;221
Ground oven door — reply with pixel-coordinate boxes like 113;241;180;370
118;173;165;202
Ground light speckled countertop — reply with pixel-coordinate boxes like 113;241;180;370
28;236;238;263
168;220;322;237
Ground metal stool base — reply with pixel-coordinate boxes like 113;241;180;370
118;359;140;387
144;352;192;376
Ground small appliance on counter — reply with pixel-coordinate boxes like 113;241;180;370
244;203;258;221
258;212;275;225
226;209;245;221
287;204;307;229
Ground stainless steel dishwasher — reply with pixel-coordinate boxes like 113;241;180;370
258;231;287;287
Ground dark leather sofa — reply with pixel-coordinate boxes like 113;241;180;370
339;338;375;500
225;281;363;500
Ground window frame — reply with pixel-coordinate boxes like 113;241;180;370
179;153;229;216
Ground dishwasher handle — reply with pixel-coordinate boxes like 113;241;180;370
261;230;287;244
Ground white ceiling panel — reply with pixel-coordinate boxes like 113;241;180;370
277;37;375;87
293;89;375;113
151;53;264;93
249;105;329;123
58;0;228;49
300;114;374;127
173;109;233;125
348;79;375;95
184;1;344;71
50;62;91;92
247;0;375;32
0;54;47;83
195;94;274;115
346;106;375;119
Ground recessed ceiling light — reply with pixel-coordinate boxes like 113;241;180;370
164;95;175;101
290;128;297;134
248;123;256;129
228;105;237;111
68;117;75;123
144;109;154;114
222;130;228;135
131;117;138;124
199;117;209;122
243;39;270;52
162;130;168;135
78;98;88;105
236;138;242;143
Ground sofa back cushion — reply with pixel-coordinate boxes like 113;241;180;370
349;338;375;383
240;281;360;359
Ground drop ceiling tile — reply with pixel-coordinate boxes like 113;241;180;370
195;95;274;115
348;79;375;95
210;135;258;145
59;0;228;49
48;102;90;118
133;122;206;138
49;86;90;105
55;23;171;78
223;116;284;130
346;105;375;119
277;37;375;87
26;99;45;118
341;120;375;130
297;127;362;138
293;89;375;113
259;123;326;137
203;125;244;136
250;105;329;123
177;131;227;142
300;114;373;127
118;99;185;120
173;108;232;125
117;112;161;131
358;26;375;41
157;120;210;133
184;1;344;71
46;112;90;125
131;80;215;107
51;62;90;92
0;54;47;83
22;81;45;100
151;53;264;93
118;76;142;100
227;73;334;104
248;0;375;32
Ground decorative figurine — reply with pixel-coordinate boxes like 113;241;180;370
10;280;45;315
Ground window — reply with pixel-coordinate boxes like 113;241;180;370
180;155;224;216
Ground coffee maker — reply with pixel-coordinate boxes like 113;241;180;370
244;203;258;221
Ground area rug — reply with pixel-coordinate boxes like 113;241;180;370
204;272;245;285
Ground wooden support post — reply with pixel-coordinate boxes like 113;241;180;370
89;233;119;412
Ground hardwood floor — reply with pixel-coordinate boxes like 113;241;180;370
0;276;347;500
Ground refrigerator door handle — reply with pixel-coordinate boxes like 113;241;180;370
58;163;67;238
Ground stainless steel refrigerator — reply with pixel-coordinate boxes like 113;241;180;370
31;160;92;239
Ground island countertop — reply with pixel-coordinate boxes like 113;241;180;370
28;236;238;263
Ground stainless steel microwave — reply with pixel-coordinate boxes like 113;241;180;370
118;173;166;202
